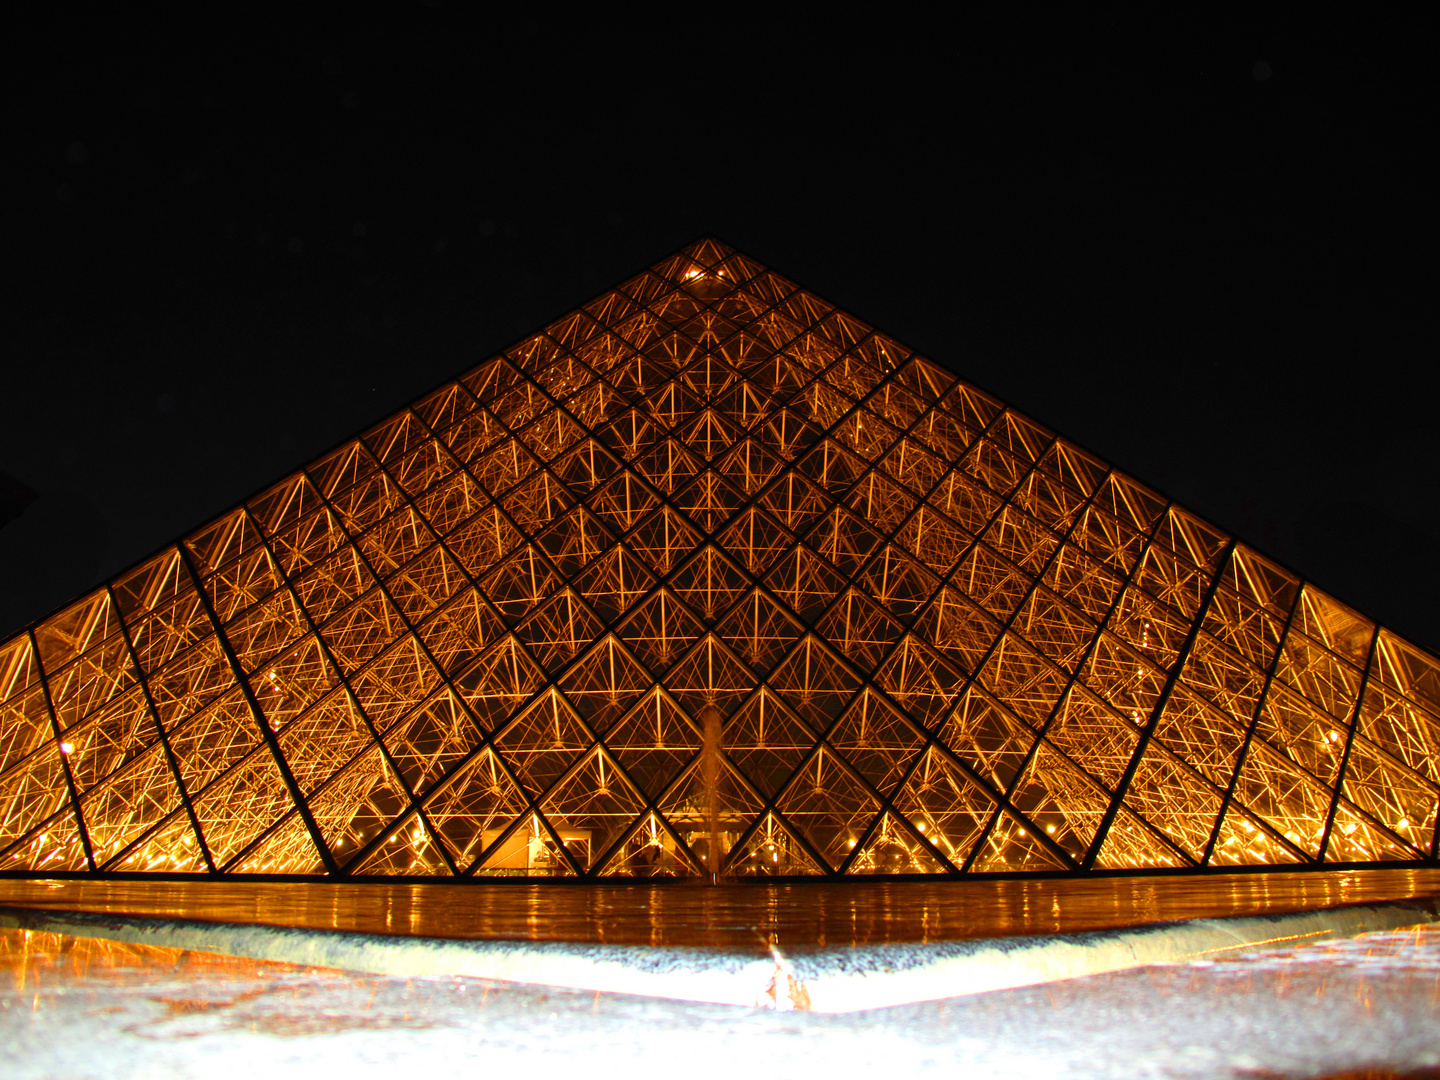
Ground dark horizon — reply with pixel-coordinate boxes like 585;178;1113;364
6;10;1434;653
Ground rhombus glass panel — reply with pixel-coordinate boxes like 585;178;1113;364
4;237;1439;879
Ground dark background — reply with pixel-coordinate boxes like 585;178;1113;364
6;9;1434;653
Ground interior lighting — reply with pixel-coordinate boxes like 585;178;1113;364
5;237;1434;885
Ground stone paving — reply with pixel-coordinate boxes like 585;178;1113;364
2;922;1438;1079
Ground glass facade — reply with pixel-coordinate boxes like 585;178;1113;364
2;239;1438;879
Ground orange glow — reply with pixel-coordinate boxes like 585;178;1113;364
0;238;1437;881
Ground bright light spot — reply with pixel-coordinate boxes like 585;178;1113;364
1046;825;1055;833
1397;818;1409;829
59;742;73;754
917;823;927;832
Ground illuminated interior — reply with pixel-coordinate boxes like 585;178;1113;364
1;238;1437;879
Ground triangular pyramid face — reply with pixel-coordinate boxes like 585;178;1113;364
603;688;698;801
775;747;882;872
596;812;703;878
420;746;527;870
723;687;816;798
107;806;208;874
891;745;996;869
657;755;764;872
3;238;1439;879
538;747;646;872
970;810;1071;874
231;813;327;875
352;812;454;877
849;811;947;875
729;812;825;877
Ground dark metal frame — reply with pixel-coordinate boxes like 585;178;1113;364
2;238;1437;883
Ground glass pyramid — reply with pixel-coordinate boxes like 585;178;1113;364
3;238;1438;880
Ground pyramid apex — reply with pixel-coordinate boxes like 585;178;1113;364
2;240;1435;883
677;236;738;268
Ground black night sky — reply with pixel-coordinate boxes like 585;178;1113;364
6;10;1435;653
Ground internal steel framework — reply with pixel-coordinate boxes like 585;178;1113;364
2;239;1438;880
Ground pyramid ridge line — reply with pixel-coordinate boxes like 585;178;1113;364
0;236;1391;644
2;238;1438;882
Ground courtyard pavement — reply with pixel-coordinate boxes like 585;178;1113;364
3;919;1438;1079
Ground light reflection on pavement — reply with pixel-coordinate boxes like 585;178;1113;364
3;868;1439;949
2;922;1438;1078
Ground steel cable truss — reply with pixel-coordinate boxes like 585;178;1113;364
2;239;1438;880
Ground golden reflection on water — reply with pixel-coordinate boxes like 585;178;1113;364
1;868;1438;951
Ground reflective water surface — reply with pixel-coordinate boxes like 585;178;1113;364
3;868;1438;950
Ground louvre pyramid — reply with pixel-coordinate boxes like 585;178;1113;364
3;239;1439;881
